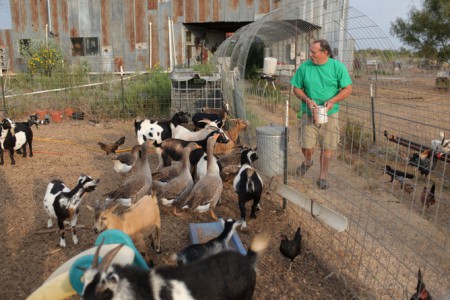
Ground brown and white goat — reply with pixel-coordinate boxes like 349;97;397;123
214;118;248;155
44;175;99;248
89;192;162;261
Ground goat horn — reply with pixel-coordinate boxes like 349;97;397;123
170;108;178;113
92;237;105;268
198;119;211;124
98;244;125;273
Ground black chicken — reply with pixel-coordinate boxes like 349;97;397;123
410;268;432;300
384;165;415;183
279;227;302;271
420;183;436;209
409;149;441;177
98;136;126;155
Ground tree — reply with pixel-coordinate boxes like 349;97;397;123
390;0;449;61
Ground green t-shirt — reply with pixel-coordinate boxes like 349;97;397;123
290;58;352;117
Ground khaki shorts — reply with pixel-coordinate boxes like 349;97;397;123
299;112;339;150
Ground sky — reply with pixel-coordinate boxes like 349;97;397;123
351;0;422;49
0;0;423;49
0;0;12;29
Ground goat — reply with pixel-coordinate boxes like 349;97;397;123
171;120;221;141
43;175;99;248
233;148;263;229
0;118;33;165
173;218;242;266
134;111;190;145
152;129;229;170
89;192;162;262
214;118;248;155
192;102;230;130
80;233;269;300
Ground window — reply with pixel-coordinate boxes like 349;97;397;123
71;37;99;56
18;39;30;57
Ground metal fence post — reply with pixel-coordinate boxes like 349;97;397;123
1;69;6;116
370;83;376;143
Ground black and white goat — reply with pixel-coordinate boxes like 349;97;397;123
80;233;269;300
43;175;99;248
233;148;263;229
0;118;33;165
192;102;230;130
173;218;242;265
134;111;190;145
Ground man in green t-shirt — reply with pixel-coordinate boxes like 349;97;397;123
291;39;352;189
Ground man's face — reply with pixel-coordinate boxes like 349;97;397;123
309;42;328;65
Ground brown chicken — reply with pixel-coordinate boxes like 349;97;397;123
279;227;302;271
98;136;125;155
410;268;432;300
420;183;435;209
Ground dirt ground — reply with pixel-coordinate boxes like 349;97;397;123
0;119;354;299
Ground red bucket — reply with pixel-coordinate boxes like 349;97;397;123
50;111;63;123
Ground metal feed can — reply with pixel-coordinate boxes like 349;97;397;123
313;105;328;124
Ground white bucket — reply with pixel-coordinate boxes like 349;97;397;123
314;106;328;124
263;57;277;75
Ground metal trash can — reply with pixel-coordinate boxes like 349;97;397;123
255;123;286;176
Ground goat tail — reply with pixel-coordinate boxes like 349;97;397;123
246;234;270;268
245;169;255;193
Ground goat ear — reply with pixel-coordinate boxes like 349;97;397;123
98;244;125;273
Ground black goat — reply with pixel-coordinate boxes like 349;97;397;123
0;118;33;165
233;148;263;229
192;102;229;130
173;218;242;265
81;233;269;300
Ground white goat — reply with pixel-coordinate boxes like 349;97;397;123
171;121;221;141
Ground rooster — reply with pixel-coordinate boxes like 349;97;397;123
410;268;432;300
409;149;441;177
420;183;436;209
279;227;302;271
98;136;125;155
384;165;415;184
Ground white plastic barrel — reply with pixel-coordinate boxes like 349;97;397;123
263;57;277;75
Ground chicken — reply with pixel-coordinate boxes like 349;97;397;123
279;227;302;271
384;165;415;184
98;136;126;155
409;149;441;177
420;183;436;209
410;268;432;300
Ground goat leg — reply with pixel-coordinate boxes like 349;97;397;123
0;149;4;165
8;148;15;165
58;220;66;248
21;144;27;158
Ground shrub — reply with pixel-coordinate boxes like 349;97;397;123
21;40;63;76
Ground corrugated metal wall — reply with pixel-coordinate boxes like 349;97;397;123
0;0;342;72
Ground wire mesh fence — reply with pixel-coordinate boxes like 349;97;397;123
215;1;450;299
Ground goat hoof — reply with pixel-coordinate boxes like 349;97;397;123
156;249;162;254
11;162;15;165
